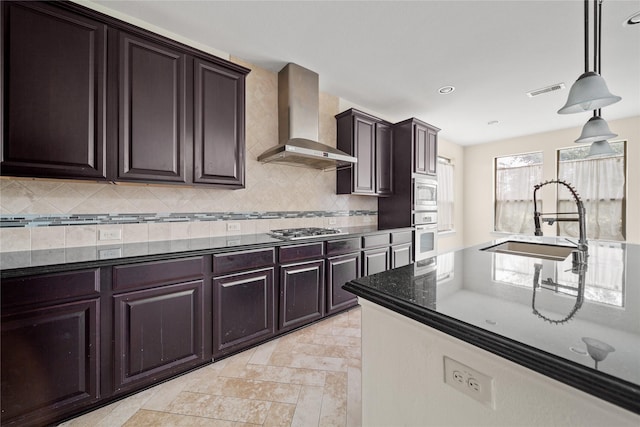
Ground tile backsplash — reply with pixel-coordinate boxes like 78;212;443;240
0;58;378;252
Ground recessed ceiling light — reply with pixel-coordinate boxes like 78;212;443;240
624;10;640;26
438;85;455;94
487;120;499;126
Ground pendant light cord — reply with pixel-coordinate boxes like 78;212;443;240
595;0;603;118
584;0;589;74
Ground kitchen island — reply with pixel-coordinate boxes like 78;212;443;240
344;237;640;426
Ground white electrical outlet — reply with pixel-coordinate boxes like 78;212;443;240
227;223;241;232
443;356;494;408
99;248;122;259
99;229;122;241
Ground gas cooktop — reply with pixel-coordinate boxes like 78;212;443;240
269;227;345;240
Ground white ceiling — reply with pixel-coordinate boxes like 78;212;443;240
92;0;640;146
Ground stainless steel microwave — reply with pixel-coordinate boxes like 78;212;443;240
414;178;437;209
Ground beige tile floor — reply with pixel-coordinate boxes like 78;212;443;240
60;307;362;427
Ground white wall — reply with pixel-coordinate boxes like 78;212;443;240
360;299;640;427
463;116;640;246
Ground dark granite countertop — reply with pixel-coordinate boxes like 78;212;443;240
344;236;640;415
0;225;405;278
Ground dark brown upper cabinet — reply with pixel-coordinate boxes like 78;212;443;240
116;31;189;183
375;121;394;194
1;1;249;189
192;57;246;187
1;1;108;180
406;119;438;176
378;118;439;230
336;108;393;196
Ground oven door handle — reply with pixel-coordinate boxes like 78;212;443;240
415;225;436;230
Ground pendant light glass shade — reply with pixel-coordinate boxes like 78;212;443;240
575;115;618;144
558;72;622;114
587;140;616;157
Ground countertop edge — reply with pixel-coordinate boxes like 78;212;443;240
0;226;411;279
343;280;640;416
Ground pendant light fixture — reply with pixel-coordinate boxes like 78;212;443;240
574;115;617;144
558;0;621;156
558;0;621;114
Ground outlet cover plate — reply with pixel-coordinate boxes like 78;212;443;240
99;229;122;241
443;356;495;408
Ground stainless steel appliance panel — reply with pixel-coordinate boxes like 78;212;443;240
413;177;437;209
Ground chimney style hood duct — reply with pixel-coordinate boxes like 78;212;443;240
257;63;357;170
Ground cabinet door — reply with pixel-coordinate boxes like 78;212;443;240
426;126;438;175
117;30;188;183
391;243;412;268
213;268;275;357
413;123;438;176
113;280;205;394
362;247;390;276
193;58;246;187
413;123;429;175
1;2;107;180
1;299;100;426
375;122;394;195
326;252;360;314
354;114;376;194
279;260;325;331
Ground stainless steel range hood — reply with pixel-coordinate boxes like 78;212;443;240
257;63;357;171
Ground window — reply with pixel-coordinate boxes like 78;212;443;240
437;157;454;232
494;152;543;234
557;141;626;241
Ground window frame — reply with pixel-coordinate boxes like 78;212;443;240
437;156;455;233
555;140;627;241
493;151;544;234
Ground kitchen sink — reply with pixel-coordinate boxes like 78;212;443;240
481;240;575;261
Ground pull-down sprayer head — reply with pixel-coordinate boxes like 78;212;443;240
532;180;588;253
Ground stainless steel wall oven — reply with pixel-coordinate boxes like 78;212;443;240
414;210;437;262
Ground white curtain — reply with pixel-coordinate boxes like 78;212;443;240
558;157;625;241
495;164;542;234
437;160;454;232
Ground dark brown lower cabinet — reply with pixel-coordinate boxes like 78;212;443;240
112;280;206;394
213;267;275;358
1;269;101;427
362;247;390;276
326;252;361;314
279;260;325;331
391;243;412;268
0;230;409;425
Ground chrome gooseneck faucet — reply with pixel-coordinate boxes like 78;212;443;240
533;180;588;260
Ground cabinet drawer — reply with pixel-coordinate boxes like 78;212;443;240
279;242;324;263
391;230;412;245
326;238;361;256
1;269;100;309
213;248;275;275
362;233;390;248
113;257;204;292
